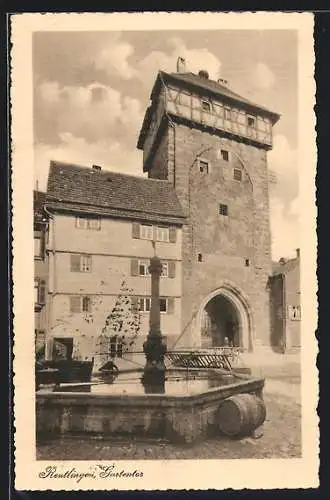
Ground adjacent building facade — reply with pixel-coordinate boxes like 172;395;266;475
269;249;301;353
34;190;48;352
35;58;301;360
43;164;185;361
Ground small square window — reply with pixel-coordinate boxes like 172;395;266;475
138;260;150;276
161;262;168;277
34;236;41;257
160;298;167;313
139;297;151;312
88;217;101;230
201;100;211;112
80;255;92;272
199;159;209;173
82;296;91;313
247;116;256;128
140;224;154;240
34;280;39;303
220;149;229;162
224;108;231;120
233;169;242;181
156;226;169;242
219;204;228;216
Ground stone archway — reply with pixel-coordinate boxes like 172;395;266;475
195;284;253;351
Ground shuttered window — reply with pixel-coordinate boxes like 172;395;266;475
76;216;101;230
70;296;92;313
34;279;46;305
161;262;168;277
168;261;176;278
169;227;177;243
156;226;169;242
70;296;81;313
167;298;175;315
131;259;139;276
138;260;151;276
140;224;153;240
138;297;151;312
34;236;41;257
82;296;92;313
132;223;177;244
39;280;46;304
34;280;39;304
131;259;175;278
131;296;139;312
70;254;92;272
132;222;140;239
137;296;174;314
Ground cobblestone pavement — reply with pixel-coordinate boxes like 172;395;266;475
37;372;301;460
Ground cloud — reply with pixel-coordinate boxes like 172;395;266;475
94;40;137;79
136;37;222;89
36;80;143;145
267;134;299;259
270;195;299;260
268;134;298;204
253;62;275;90
34;133;143;192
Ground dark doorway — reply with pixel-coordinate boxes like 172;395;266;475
52;337;74;360
201;295;240;347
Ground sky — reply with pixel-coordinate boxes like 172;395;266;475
33;29;299;260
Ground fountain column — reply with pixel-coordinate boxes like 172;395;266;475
142;254;167;391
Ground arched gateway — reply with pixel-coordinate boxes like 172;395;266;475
195;284;253;352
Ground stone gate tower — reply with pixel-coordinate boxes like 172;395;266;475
137;58;280;352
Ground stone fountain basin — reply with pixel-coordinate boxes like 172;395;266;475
36;368;265;444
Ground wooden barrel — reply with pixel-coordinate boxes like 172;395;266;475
217;393;266;437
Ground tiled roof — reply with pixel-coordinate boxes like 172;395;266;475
159;71;280;124
46;161;186;223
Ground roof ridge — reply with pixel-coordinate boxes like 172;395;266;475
50;160;173;184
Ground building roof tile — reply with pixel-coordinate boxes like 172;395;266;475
46;161;186;223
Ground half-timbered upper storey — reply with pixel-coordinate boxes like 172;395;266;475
137;61;280;171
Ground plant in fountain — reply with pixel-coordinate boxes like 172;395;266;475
96;280;141;368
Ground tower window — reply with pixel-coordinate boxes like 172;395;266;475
220;149;229;162
233;168;242;181
247;115;256;128
219;204;228;216
198;159;209;173
245;259;250;267
198;253;203;262
201;100;211;112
